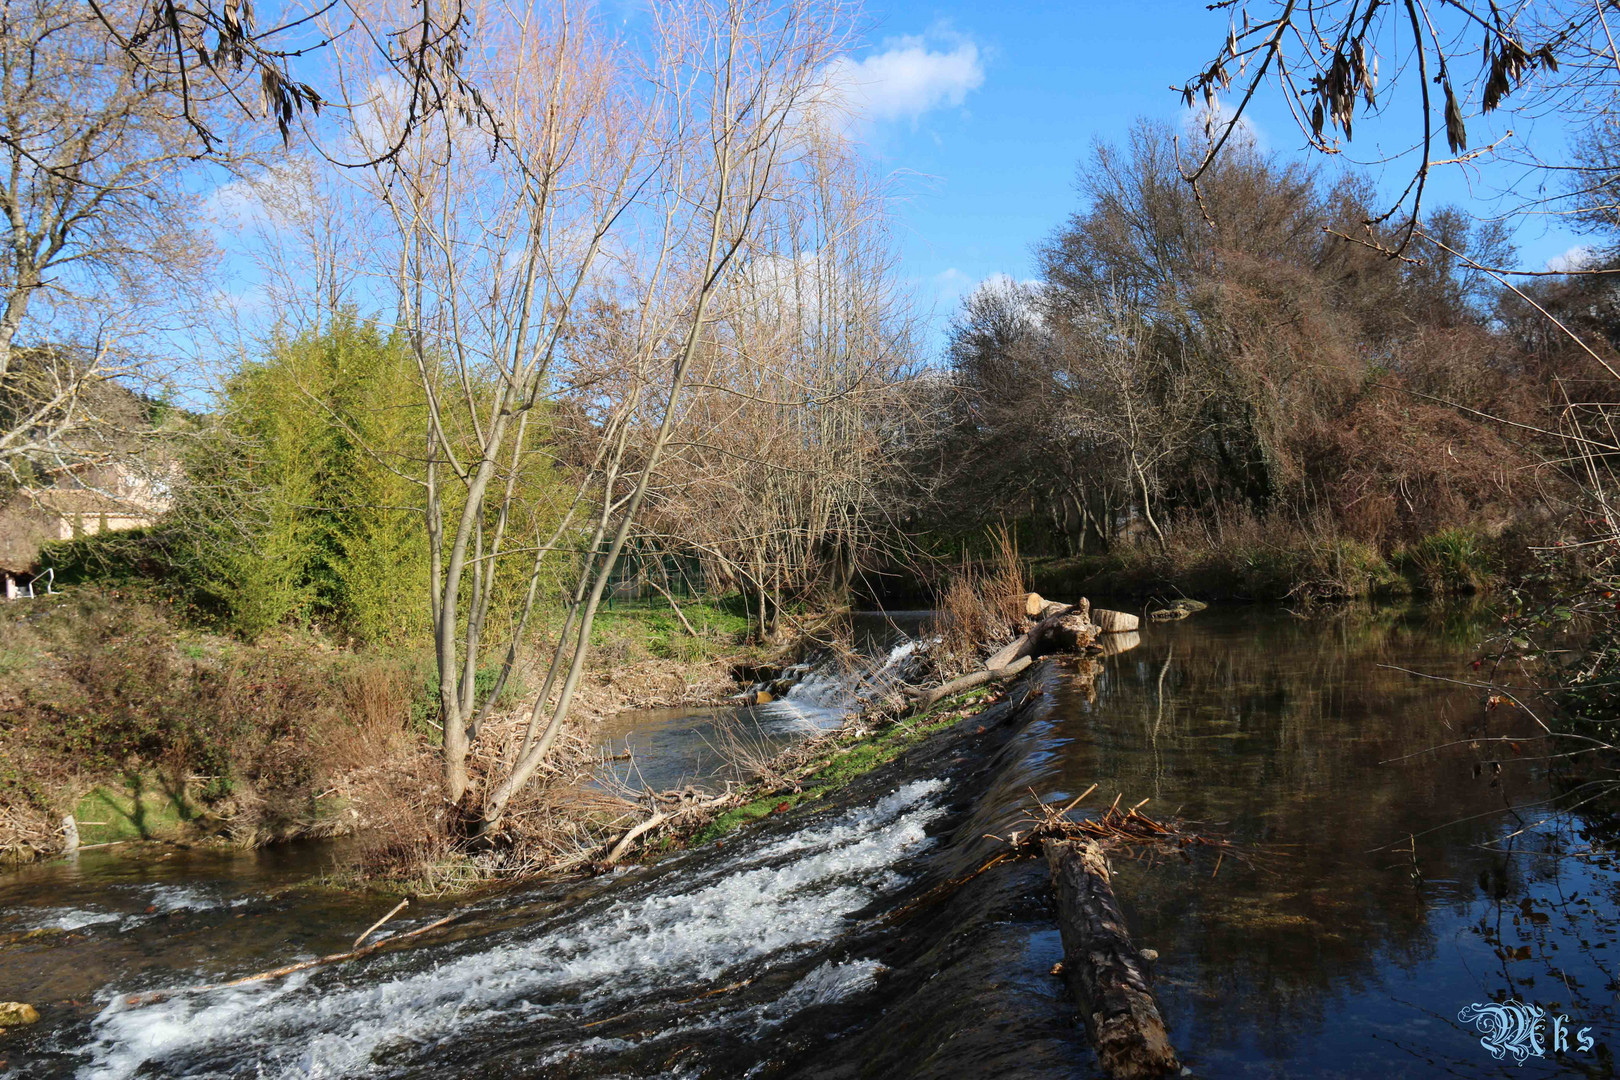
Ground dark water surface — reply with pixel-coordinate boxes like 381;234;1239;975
2;604;1616;1079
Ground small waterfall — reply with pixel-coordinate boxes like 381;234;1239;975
77;780;951;1080
751;629;935;730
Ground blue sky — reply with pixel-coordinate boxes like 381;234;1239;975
836;2;1591;350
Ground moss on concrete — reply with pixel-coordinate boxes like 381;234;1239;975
687;683;999;846
72;774;199;846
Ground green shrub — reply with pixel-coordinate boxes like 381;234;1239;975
1398;528;1490;593
411;665;521;730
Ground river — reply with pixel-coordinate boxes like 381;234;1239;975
2;604;1615;1078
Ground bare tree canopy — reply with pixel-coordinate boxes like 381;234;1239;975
75;0;488;161
0;0;220;483
1180;0;1620;255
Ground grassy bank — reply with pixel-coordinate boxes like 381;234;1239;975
686;681;1006;847
1028;521;1523;605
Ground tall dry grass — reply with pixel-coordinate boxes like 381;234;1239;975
928;526;1029;671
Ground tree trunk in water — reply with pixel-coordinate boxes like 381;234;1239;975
1043;839;1180;1079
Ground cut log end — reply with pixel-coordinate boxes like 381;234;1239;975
1093;609;1140;633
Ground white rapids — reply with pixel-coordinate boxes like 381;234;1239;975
76;778;950;1080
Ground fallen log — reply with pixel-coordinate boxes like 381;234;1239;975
353;898;410;949
124;910;470;1007
603;790;735;865
1093;609;1139;634
909;655;1031;713
1043;839;1180;1080
988;599;1094;670
984;631;1034;672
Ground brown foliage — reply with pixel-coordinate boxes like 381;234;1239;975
928;527;1029;671
935;118;1556;579
0;588;437;855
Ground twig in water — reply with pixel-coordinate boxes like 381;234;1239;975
354;898;409;949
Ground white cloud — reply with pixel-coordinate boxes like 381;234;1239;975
937;271;1045;325
1547;245;1595;273
820;32;984;127
934;266;970;301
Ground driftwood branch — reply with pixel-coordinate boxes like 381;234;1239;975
124;910;468;1008
1044;838;1180;1079
909;654;1031;713
604;811;670;864
353;898;410;949
602;790;736;866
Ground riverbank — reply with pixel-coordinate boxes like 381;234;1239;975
10;602;1610;1080
0;587;760;868
1028;521;1532;604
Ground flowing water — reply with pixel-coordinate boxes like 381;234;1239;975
3;604;1618;1079
594;612;934;793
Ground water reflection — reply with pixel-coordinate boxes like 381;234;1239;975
1014;604;1619;1078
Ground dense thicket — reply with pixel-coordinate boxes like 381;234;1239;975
926;120;1567;588
170;315;430;640
169;315;569;645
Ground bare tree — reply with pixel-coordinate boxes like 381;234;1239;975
1179;1;1618;255
330;0;853;833
1054;299;1208;552
0;0;222;483
642;118;922;638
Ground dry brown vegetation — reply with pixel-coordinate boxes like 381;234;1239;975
920;121;1571;601
927;527;1029;671
0;587;741;874
0;589;435;859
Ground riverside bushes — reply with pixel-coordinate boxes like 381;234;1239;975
0;588;436;857
1031;515;1498;603
919;120;1556;599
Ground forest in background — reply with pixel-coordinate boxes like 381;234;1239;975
1;0;1617;873
920;118;1617;605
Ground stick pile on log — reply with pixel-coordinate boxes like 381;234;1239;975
987;595;1097;671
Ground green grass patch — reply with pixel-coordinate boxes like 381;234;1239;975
589;599;752;664
688;683;998;846
695;792;808;841
1394;528;1491;594
73;774;199;845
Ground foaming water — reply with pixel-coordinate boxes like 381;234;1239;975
75;779;948;1080
597;615;934;790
